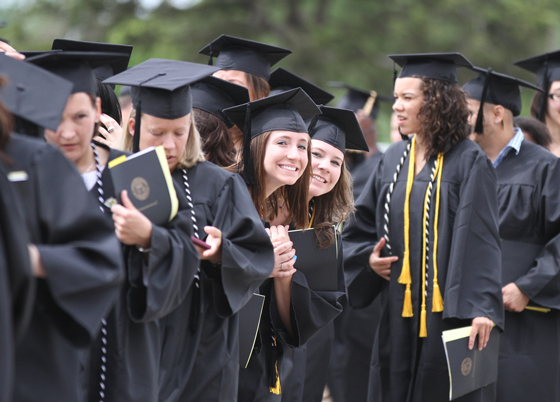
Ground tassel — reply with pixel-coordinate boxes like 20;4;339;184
432;281;444;312
269;361;281;394
269;336;281;394
398;254;411;285
419;306;427;338
242;104;254;185
402;284;413;317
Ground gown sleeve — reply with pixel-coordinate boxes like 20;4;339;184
126;178;200;323
514;158;560;309
199;173;274;318
442;152;505;330
30;144;124;347
342;155;385;309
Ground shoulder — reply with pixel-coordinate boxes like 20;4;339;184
181;161;246;203
443;139;493;182
7;134;71;166
518;141;557;165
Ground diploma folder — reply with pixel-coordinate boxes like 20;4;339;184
288;227;339;292
108;146;178;226
442;325;500;400
238;293;265;368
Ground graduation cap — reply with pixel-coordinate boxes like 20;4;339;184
0;53;73;134
389;53;473;84
19;50;62;59
26;51;129;95
514;49;560;121
328;82;392;119
191;75;249;128
463;66;543;134
309;106;369;153
223;87;321;184
103;58;219;152
51;39;133;82
268;67;334;105
199;35;292;81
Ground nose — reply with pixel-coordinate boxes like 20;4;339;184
393;97;402;112
286;144;299;160
318;158;330;172
162;133;175;150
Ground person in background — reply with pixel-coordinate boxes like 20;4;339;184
464;67;560;402
513;116;552;150
118;86;133;128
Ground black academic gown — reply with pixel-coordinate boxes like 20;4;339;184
494;141;560;402
328;152;383;402
158;161;274;402
5;134;124;402
240;227;345;402
85;145;200;402
281;230;346;402
343;138;504;402
0;159;35;402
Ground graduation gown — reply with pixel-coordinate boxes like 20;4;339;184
281;233;346;402
494;141;560;402
240;230;345;402
343;138;504;402
5;134;124;402
328;152;383;402
157;161;274;402
85;145;200;402
0;159;34;402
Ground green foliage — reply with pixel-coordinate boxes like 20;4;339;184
2;0;559;141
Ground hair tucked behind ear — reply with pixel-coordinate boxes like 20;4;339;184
418;77;470;159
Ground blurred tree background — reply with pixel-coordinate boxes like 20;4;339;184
2;0;559;142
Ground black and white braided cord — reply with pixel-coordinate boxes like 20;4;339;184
383;140;412;255
91;142;105;212
423;159;439;299
182;169;200;289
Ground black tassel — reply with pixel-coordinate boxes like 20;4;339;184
474;68;492;135
393;61;398;85
307;114;320;138
133;99;141;153
538;59;549;122
242;104;254;185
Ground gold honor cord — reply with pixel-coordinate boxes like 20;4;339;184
269;336;281;394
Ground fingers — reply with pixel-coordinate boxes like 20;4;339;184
120;190;135;210
204;226;222;239
373;237;386;254
274;240;293;256
468;325;477;351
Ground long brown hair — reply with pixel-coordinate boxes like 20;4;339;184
418;77;470;159
243;131;311;229
245;72;270;101
530;91;545;121
193;108;235;167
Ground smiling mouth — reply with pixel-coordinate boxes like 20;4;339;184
312;174;326;183
279;165;297;172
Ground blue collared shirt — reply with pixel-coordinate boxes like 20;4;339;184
493;127;524;168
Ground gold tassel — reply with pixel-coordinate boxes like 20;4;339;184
398;253;411;285
402;284;413;317
432;281;444;312
270;362;281;394
419;306;428;337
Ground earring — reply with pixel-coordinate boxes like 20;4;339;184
494;119;499;123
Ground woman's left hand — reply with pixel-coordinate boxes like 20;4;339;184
197;226;222;265
111;190;152;248
95;114;123;149
469;317;494;351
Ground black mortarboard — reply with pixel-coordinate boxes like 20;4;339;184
103;59;219;152
191;75;249;127
328;82;392;119
26;51;128;95
223;87;321;184
514;50;560;121
19;50;62;59
0;53;72;133
309;106;369;153
268;68;334;105
389;53;473;83
199;35;292;81
51;39;133;82
463;67;542;133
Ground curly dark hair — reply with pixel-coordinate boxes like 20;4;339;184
193;108;236;168
418;77;470;159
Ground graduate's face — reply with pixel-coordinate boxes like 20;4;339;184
45;92;101;166
308;140;343;198
467;98;482;138
393;77;424;135
136;113;191;172
263;130;310;195
213;70;249;90
546;81;560;125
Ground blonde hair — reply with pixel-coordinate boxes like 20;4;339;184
122;109;204;169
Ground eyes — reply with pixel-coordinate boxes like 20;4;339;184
275;139;308;151
311;150;340;167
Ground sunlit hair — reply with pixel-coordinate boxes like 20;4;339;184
245;72;270;101
0;76;13;163
193;108;235;168
121;108;204;169
311;159;354;247
417;77;470;159
239;131;311;229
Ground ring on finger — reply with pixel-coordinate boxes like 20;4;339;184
107;126;115;133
